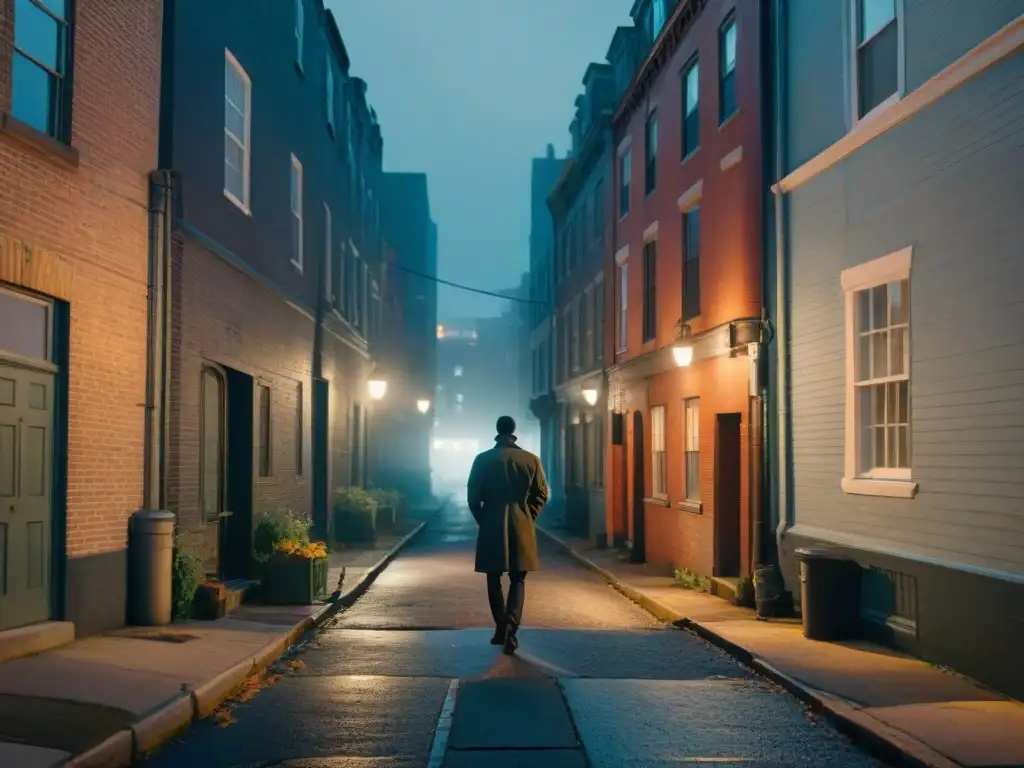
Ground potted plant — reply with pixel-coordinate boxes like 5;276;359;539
262;539;329;605
368;487;403;532
253;507;312;565
334;486;378;545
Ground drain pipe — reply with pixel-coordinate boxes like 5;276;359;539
142;174;164;511
772;0;794;552
157;170;175;511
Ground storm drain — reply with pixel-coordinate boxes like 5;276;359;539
121;631;200;643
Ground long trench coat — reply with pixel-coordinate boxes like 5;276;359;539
467;435;550;573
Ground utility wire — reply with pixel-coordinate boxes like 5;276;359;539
384;261;551;307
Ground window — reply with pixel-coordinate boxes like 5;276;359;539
295;381;304;476
456;393;464;404
323;204;333;301
583;199;592;251
841;248;913;497
617;261;628;352
619;150;631;217
294;0;304;68
584;290;594;368
644;113;658;194
258;384;272;477
454;365;463;377
651;405;667;498
290;155;303;271
683;205;701;320
224;51;251;212
651;0;666;40
335;241;346;312
593;180;604;242
595;281;605;363
571;300;581;372
12;0;72;142
325;54;335;132
719;15;737;124
853;0;900;118
684;398;700;501
682;57;699;157
200;368;226;521
642;241;657;342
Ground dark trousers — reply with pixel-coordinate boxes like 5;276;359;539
487;571;527;633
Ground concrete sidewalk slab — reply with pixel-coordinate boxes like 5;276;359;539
539;526;1024;768
0;496;449;768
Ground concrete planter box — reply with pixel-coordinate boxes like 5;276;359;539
262;556;329;605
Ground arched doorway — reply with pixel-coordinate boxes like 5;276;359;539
630;410;646;563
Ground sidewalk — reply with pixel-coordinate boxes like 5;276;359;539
540;527;1024;768
0;497;447;768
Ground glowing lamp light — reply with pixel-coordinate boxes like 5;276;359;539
672;345;694;368
367;379;388;400
582;388;599;406
416;398;431;414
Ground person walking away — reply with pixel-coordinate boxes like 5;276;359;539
467;416;549;655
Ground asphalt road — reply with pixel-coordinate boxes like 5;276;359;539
143;499;887;768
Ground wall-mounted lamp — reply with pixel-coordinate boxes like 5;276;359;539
672;321;694;368
416;398;431;414
368;379;388;400
582;388;599;406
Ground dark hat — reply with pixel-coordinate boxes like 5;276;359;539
495;415;516;435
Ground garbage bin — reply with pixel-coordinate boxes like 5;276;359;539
796;547;861;641
128;508;176;626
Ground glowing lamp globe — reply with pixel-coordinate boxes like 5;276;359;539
672;345;694;367
416;398;430;414
367;379;388;400
582;388;599;406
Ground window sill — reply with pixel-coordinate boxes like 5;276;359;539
676;499;702;514
680;146;700;166
718;111;739;132
644;496;670;507
224;190;252;216
294;60;304;77
291;259;304;274
841;477;918;499
0;111;80;169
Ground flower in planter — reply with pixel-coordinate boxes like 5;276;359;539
274;539;327;559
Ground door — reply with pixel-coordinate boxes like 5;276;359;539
0;363;54;630
200;366;227;579
630;410;646;563
714;412;742;577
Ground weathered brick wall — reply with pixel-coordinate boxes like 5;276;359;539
0;0;161;581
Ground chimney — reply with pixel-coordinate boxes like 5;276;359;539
546;143;555;159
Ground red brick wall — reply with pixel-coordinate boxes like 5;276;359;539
0;0;163;564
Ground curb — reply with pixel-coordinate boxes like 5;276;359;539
69;500;445;768
537;526;964;768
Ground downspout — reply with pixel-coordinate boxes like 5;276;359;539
310;218;328;541
142;176;164;511
772;0;794;552
158;172;174;511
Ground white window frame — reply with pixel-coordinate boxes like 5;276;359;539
323;203;333;301
848;0;905;127
295;0;304;69
650;405;667;499
223;49;251;214
683;398;701;504
326;54;335;132
616;246;629;354
290;154;304;272
841;246;917;499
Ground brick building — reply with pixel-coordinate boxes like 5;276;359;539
0;0;163;635
606;0;766;581
161;0;386;582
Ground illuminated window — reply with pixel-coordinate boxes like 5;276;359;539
454;365;463;377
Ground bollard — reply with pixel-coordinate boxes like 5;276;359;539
128;508;176;626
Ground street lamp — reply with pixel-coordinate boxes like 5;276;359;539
416;398;431;414
368;378;388;400
672;345;693;367
582;388;598;406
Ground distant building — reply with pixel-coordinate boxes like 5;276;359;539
769;0;1024;698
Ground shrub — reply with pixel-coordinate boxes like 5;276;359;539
171;541;203;621
334;486;378;543
367;487;403;511
253;507;311;562
673;568;712;593
736;575;756;607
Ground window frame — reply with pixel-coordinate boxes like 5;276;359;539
11;0;74;144
683;397;701;503
682;204;701;321
224;49;252;214
571;298;581;373
257;383;273;478
594;274;605;364
294;0;304;70
718;14;738;125
642;240;657;342
848;0;905;125
290;154;304;272
681;55;700;159
644;111;658;195
650;404;668;499
841;246;917;499
325;53;335;133
295;380;304;476
619;149;631;219
323;202;333;301
616;250;629;353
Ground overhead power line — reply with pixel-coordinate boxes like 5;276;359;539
384;261;550;306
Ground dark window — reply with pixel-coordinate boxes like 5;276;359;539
683;205;701;320
295;381;304;476
350;404;364;486
644;113;658;194
719;16;737;124
682;57;699;157
856;0;899;117
593;180;604;242
258;384;272;477
643;241;657;341
619;151;631;217
595;282;605;363
200;368;226;522
12;0;73;142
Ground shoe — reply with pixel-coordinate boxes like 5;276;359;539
503;631;518;655
490;625;505;645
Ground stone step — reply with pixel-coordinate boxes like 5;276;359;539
192;579;258;620
710;576;740;603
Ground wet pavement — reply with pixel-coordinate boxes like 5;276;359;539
142;499;887;767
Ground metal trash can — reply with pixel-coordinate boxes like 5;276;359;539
796;547;861;641
128;508;176;626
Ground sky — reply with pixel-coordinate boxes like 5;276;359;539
328;0;633;322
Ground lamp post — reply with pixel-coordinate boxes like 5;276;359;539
416;398;431;414
672;322;694;368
